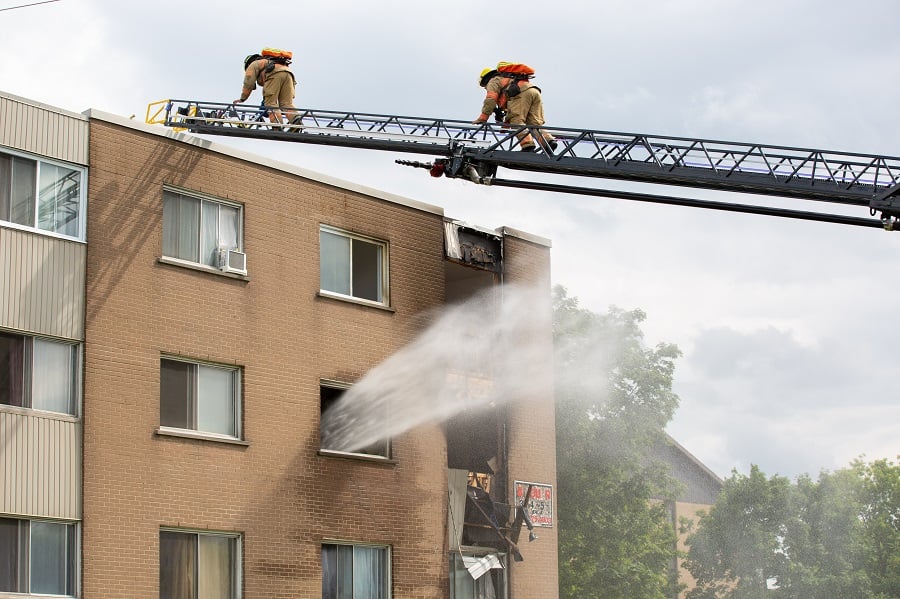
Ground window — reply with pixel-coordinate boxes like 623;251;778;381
0;517;77;596
450;552;507;599
322;543;390;599
0;149;85;239
160;358;241;438
160;530;240;599
320;382;390;459
0;331;79;415
320;225;388;305
163;189;243;270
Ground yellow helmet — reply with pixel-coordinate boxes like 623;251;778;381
478;67;497;87
496;61;513;70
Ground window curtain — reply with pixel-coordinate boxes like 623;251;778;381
163;193;200;263
476;572;497;599
320;230;351;296
322;544;354;599
451;553;504;599
30;521;69;595
353;546;387;599
200;200;219;267
198;535;234;599
218;204;239;251
32;339;73;414
450;553;474;598
197;365;235;436
160;531;196;599
322;544;338;598
0;333;24;407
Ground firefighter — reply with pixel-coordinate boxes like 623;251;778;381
474;63;557;153
234;50;300;127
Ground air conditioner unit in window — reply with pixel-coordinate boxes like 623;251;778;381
218;248;247;275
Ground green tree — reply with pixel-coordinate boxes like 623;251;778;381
684;465;792;599
779;467;870;598
857;458;900;598
554;285;682;599
685;459;900;599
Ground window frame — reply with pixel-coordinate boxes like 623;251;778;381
321;541;391;599
319;380;392;461
0;146;87;241
159;528;242;599
319;225;390;307
161;187;245;273
0;329;81;417
449;550;508;599
0;516;79;597
158;355;243;441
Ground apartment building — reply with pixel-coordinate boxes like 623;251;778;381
653;434;723;598
0;90;558;598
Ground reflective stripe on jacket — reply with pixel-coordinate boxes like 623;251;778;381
479;75;534;119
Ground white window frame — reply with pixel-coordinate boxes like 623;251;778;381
0;329;81;417
319;225;390;307
159;356;242;441
0;146;87;241
321;541;391;599
0;516;79;597
161;187;244;272
159;528;242;599
319;380;391;460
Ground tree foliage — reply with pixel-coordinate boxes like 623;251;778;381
553;285;683;599
684;458;900;599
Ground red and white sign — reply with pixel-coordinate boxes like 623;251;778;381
514;481;553;528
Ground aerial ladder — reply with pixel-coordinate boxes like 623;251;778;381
146;99;900;231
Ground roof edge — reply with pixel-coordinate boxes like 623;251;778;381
83;108;445;217
0;90;87;120
497;225;552;247
664;432;724;485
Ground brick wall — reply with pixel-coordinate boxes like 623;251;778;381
83;121;451;598
501;233;559;598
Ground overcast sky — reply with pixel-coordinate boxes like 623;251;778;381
2;0;898;480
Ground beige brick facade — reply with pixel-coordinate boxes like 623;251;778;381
79;115;558;598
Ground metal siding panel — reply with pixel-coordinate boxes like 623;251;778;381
0;93;88;165
0;228;85;339
0;411;80;519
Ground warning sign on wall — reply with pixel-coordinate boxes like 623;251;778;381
514;481;553;528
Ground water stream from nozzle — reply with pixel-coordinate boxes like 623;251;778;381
320;284;555;453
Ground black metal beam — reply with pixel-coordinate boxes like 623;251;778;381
488;178;894;230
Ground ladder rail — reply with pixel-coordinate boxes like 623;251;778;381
148;99;900;210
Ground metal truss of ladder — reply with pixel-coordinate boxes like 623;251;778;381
146;99;900;228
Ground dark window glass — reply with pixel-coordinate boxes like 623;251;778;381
160;359;194;430
0;332;25;408
352;239;381;302
160;531;196;599
0;518;19;592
